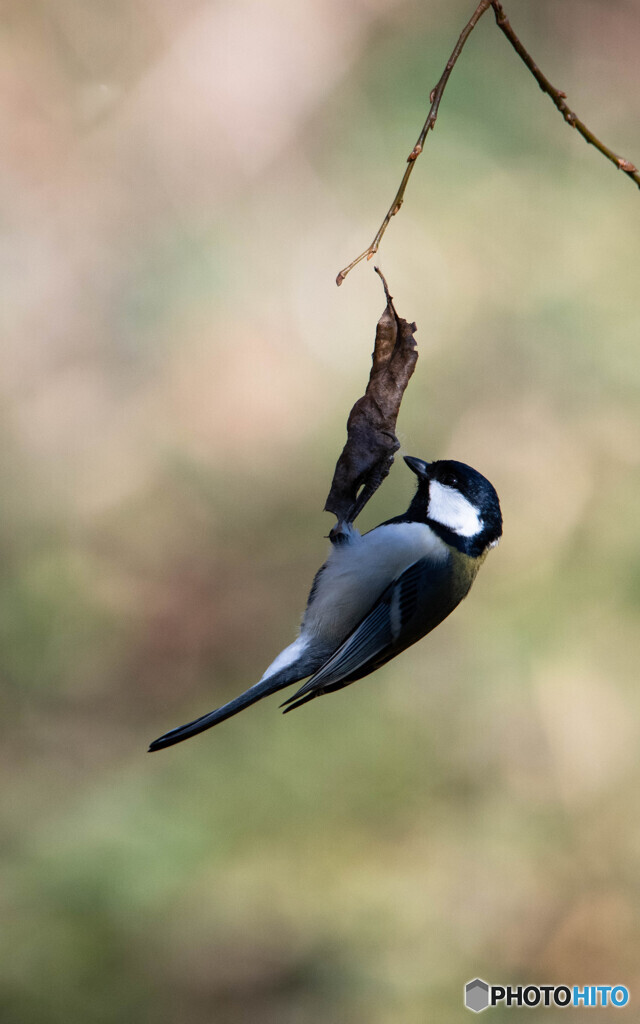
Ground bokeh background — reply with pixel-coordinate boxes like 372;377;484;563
2;1;640;1021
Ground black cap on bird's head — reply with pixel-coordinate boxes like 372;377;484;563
403;454;502;556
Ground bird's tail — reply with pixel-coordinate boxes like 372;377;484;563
148;673;295;752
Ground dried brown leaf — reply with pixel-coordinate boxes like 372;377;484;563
325;270;418;535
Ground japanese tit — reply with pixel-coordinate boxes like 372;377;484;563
149;456;502;751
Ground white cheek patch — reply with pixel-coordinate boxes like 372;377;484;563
428;481;483;537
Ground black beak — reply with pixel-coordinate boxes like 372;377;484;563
403;455;431;479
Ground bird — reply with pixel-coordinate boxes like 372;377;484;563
148;456;502;751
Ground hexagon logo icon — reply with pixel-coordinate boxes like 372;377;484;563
465;978;490;1013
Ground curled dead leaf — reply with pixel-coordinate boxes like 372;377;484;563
325;269;418;535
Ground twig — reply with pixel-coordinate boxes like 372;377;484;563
336;0;493;287
491;1;640;187
325;268;418;536
336;0;640;286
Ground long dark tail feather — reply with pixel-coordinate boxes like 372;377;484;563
149;673;295;752
280;690;319;714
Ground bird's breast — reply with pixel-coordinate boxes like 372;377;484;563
302;522;450;646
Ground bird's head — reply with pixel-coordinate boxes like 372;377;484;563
404;455;502;556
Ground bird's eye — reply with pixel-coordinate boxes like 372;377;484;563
440;471;458;488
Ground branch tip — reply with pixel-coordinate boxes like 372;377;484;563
374;266;393;304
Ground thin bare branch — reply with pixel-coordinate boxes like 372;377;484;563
336;0;493;287
491;1;640;188
336;0;640;286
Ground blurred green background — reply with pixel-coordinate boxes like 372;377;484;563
2;1;640;1021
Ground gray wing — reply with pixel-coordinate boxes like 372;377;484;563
282;552;466;713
